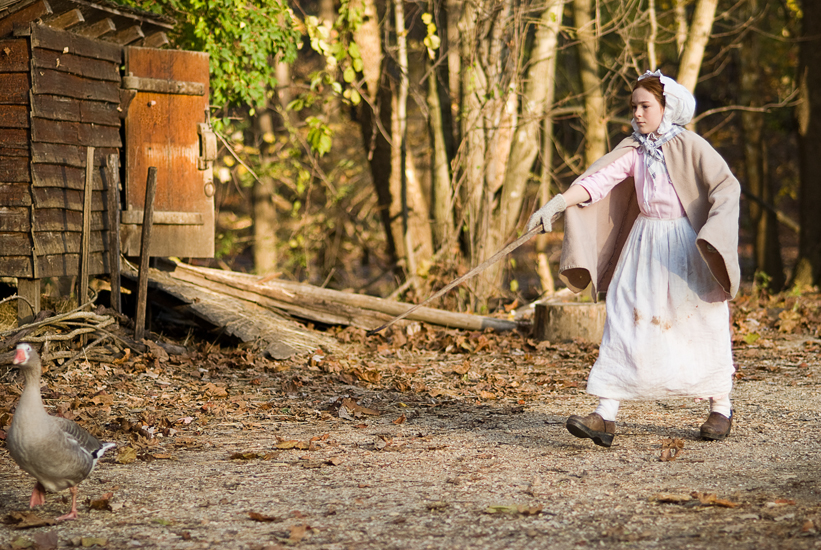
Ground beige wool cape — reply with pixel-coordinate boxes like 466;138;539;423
559;130;741;302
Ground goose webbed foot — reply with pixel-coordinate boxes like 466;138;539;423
29;482;46;507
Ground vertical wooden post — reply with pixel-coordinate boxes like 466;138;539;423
106;153;122;313
78;146;95;306
135;167;158;340
16;279;40;325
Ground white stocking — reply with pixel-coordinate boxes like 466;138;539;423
595;397;620;421
709;394;732;418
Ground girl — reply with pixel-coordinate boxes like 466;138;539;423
527;71;740;447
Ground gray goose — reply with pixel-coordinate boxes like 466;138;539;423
6;343;116;520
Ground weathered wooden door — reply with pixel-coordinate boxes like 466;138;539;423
121;46;215;258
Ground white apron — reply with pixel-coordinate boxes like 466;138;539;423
585;214;735;400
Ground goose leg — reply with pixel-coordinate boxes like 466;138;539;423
56;486;79;521
29;482;46;507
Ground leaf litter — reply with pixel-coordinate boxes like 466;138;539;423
1;291;821;547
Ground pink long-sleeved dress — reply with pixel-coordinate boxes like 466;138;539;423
575;147;734;400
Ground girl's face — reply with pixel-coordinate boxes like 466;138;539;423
632;87;665;135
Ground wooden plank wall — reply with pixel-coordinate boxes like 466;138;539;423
0;35;34;277
0;23;122;278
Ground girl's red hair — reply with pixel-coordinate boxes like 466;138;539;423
632;76;665;108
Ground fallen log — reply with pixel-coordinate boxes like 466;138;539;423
121;263;340;359
167;261;519;333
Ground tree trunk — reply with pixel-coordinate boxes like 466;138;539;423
427;56;454;250
389;0;433;287
445;0;461;142
739;0;784;290
252;59;286;276
458;0;488;263
673;0;687;56
794;0;821;287
647;0;658;70
361;85;398;267
352;0;381;102
573;0;607;166
252;171;279;275
676;0;718;93
457;0;518;307
536;104;558;295
536;1;565;295
498;0;564;244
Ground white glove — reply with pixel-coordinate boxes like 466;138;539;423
526;194;567;233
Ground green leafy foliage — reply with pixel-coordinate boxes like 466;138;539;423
117;0;300;121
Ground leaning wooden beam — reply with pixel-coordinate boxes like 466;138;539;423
107;24;143;45
0;0;52;37
75;17;115;38
169;262;519;332
44;8;83;30
105;153;121;313
141;31;169;49
135;167;158;340
78;146;95;307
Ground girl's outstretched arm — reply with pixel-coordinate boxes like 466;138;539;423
561;185;592;208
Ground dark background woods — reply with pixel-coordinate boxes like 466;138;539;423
124;0;816;311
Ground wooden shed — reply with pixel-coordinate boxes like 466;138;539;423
0;0;216;322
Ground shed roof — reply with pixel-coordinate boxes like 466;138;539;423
1;0;174;46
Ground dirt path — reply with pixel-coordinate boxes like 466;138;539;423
2;312;821;549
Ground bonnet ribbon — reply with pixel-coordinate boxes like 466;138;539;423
632;126;684;211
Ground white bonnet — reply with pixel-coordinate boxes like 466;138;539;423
632;70;696;135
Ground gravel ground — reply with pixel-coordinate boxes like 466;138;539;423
1;320;821;549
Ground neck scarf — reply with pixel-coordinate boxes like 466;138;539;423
630;70;695;212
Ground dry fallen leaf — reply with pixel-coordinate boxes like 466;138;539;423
150;453;175;460
393;414;406;425
230;451;261;460
659;438;684;462
275;437;310;450
203;383;228;398
116;446;138;464
484;504;542;516
113;348;131;364
691;492;738;508
248;511;280;522
87;492;114;511
340;398;381;418
451;360;471;376
288;524;309;544
4;511;57;529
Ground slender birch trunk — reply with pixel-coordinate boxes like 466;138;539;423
673;0;688;55
647;0;658;70
389;0;433;289
253;110;278;276
573;0;607;166
498;0;564;244
676;0;718;93
428;59;454;250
